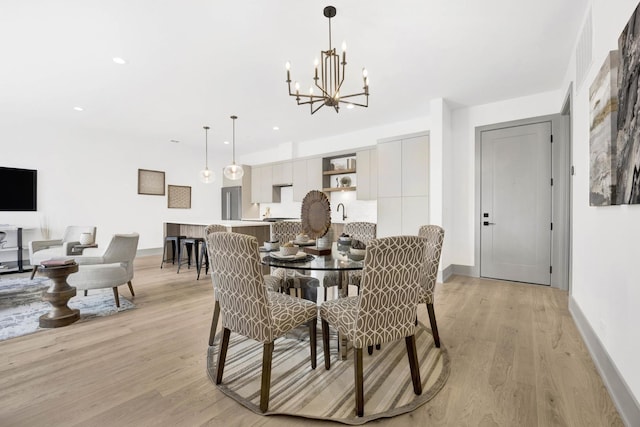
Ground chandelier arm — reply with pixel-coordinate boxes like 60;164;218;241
311;102;325;114
338;92;367;100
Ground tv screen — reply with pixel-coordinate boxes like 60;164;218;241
0;167;37;211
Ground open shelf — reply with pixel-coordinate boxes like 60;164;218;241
323;186;356;192
323;168;356;176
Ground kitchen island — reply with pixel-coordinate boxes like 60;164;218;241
163;221;271;245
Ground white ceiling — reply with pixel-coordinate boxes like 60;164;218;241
0;0;588;157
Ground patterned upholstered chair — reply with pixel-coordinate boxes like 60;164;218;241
322;222;376;299
269;221;319;300
29;226;97;279
418;225;445;348
207;231;318;412
206;224;283;346
319;235;426;417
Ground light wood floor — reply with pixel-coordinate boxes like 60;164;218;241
0;256;622;426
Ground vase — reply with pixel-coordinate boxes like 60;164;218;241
79;233;93;245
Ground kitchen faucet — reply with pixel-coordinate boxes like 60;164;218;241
337;203;347;221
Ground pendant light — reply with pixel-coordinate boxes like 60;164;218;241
223;115;244;180
199;125;214;183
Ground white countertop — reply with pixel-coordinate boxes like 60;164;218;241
165;220;269;227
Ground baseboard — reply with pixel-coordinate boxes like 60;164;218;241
137;247;163;257
569;295;640;427
441;264;454;282
450;264;478;278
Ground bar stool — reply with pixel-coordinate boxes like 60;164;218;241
161;235;186;268
177;237;206;274
197;239;209;280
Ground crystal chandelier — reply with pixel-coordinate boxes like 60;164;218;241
285;5;369;114
223;115;244;180
199;125;214;183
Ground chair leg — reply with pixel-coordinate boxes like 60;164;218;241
112;287;121;308
367;345;373;355
84;290;88;296
260;341;275;413
426;303;440;347
405;335;422;395
309;318;317;369
321;318;331;370
127;281;135;297
30;266;37;279
216;328;231;384
208;300;221;346
354;347;364;417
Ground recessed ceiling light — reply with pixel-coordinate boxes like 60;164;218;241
170;139;180;143
223;140;230;145
112;57;127;65
273;126;280;131
346;104;355;109
73;106;84;111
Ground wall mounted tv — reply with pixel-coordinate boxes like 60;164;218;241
0;167;37;211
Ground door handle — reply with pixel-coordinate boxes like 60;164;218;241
483;221;496;226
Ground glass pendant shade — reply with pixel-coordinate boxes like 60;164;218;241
199;168;214;183
223;163;244;180
224;115;244;180
200;125;214;183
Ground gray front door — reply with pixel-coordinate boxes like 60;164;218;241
480;122;552;285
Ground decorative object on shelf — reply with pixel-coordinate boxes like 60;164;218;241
285;5;369;114
340;176;351;187
168;185;191;209
0;231;6;248
137;169;165;195
301;190;331;239
347;158;356;169
223;115;244;180
199;126;214;184
79;232;93;245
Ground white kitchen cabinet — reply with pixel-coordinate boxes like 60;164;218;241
377;133;429;236
272;161;293;186
251;165;277;203
293;157;322;201
377;197;402;237
356;148;378;200
376;140;402;198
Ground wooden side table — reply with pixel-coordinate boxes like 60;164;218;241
38;262;80;328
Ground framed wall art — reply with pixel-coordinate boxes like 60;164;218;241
168;185;191;209
138;169;165;196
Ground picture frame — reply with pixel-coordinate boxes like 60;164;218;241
168;185;191;209
138;169;165;196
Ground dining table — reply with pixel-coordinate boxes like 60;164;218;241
261;242;364;359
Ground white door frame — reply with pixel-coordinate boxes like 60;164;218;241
474;114;571;290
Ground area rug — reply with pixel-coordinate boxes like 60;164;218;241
207;323;449;425
0;276;135;341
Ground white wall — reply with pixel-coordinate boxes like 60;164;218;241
560;0;640;406
0;120;224;252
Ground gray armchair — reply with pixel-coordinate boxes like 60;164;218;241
67;233;139;307
29;226;97;279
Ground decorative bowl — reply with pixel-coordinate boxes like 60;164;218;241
279;246;299;256
264;241;279;251
348;252;365;261
350;247;365;257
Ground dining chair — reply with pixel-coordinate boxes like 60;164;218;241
418;225;445;347
322;222;376;300
206;224;283;347
269;221;319;301
207;231;318;412
319;235;427;417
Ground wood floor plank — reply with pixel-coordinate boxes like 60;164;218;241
0;255;623;426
